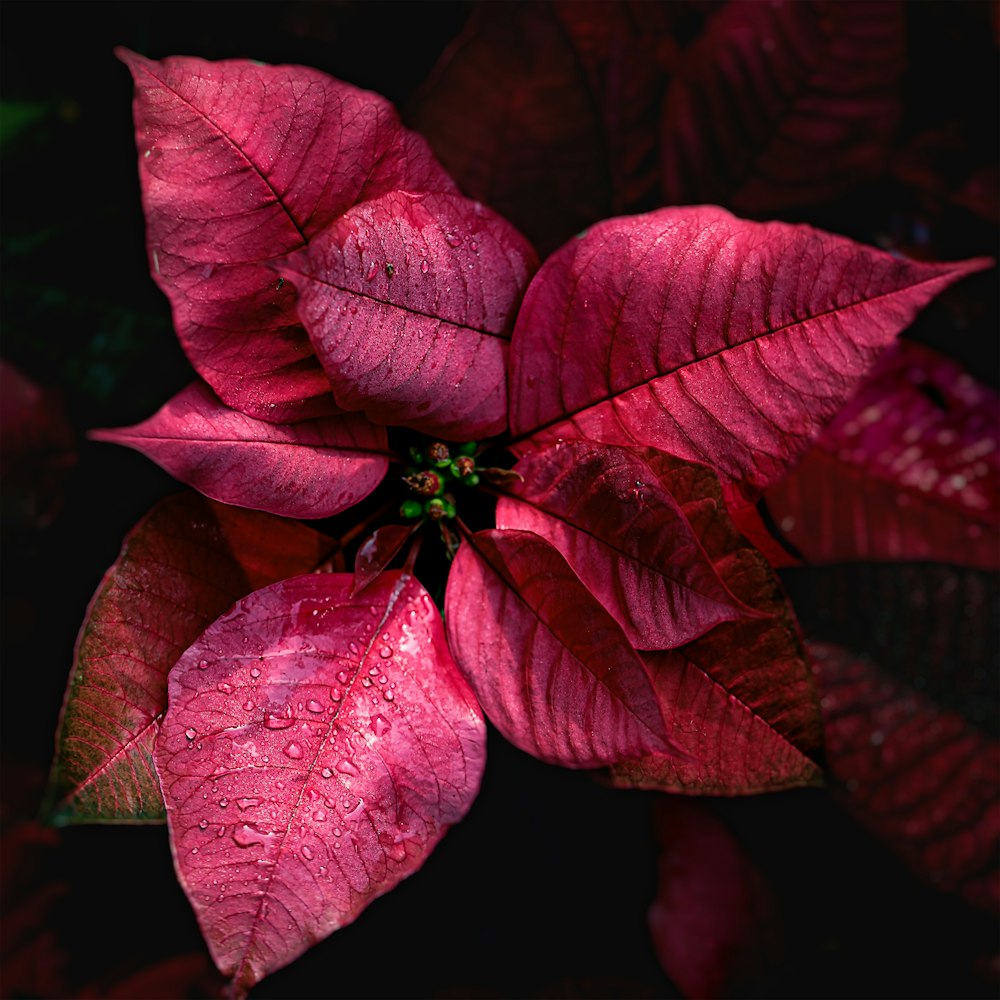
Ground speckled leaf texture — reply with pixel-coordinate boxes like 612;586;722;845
608;451;823;794
810;641;999;911
661;0;904;214
118;50;455;423
445;529;672;768
509;205;990;502
280;190;537;440
496;440;751;649
648;798;782;1000
91;381;389;520
46;494;336;824
154;572;485;997
764;341;1000;569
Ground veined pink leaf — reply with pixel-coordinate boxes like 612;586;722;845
609;452;823;793
118;49;455;422
496;440;752;649
46;494;337;824
661;1;904;214
91;382;389;519
810;641;999;911
352;524;419;596
445;528;672;768
765;341;1000;570
648;797;782;1000
154;572;485;996
509;205;991;500
280;190;537;440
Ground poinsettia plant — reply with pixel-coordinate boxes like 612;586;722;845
27;5;997;998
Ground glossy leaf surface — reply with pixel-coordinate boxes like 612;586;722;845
445;529;671;768
661;1;904;214
47;494;336;824
119;50;454;422
509;205;990;500
281;190;536;439
609;451;823;793
765;341;1000;569
353;524;418;596
648;797;782;1000
496;440;750;649
91;382;389;520
155;572;485;995
810;641;999;910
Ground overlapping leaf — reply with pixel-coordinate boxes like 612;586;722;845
352;524;419;596
119;50;455;422
810;641;999;910
764;341;1000;569
46;494;337;824
496;440;751;649
648;797;782;1000
445;529;672;768
91;381;389;519
280;190;537;439
509;205;990;501
154;572;485;996
661;1;905;214
608;451;823;794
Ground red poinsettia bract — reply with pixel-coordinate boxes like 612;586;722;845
46;52;989;997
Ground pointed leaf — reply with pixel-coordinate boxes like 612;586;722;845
810;641;999;911
765;342;1000;569
661;1;905;214
648;798;782;1000
47;494;337;824
91;382;389;519
609;452;823;793
154;572;485;995
118;50;455;422
496;440;752;649
352;524;419;596
281;190;537;440
509;205;991;500
445;528;671;768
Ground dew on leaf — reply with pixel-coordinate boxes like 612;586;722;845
336;759;360;777
184;728;197;740
378;645;392;659
217;682;234;695
284;741;304;759
250;667;261;679
306;699;323;713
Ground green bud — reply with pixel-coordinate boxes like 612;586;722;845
400;500;423;519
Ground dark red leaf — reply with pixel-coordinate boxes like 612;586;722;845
408;1;674;254
609;451;823;793
91;381;389;519
509;205;991;501
445;528;673;768
810;641;999;911
648;797;782;1000
118;50;455;422
46;494;337;824
765;341;1000;569
280;190;537;440
154;572;485;995
496;440;752;649
661;1;904;214
352;524;419;596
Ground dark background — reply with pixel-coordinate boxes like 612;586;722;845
2;3;997;998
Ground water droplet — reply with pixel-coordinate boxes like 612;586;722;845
198;659;210;670
364;262;378;281
344;797;364;818
378;674;387;685
348;642;360;655
232;823;273;849
369;666;379;676
313;809;327;822
264;709;294;730
301;845;314;860
321;767;333;779
199;819;209;830
330;687;343;702
236;797;260;811
243;699;254;711
250;666;261;679
445;232;462;247
372;714;391;736
306;699;323;713
185;728;197;740
336;759;360;777
217;826;226;837
469;240;479;251
378;645;392;659
333;826;342;837
362;677;373;688
284;741;304;759
217;682;233;695
191;847;199;854
336;670;350;684
219;798;230;809
420;259;429;274
383;689;394;702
